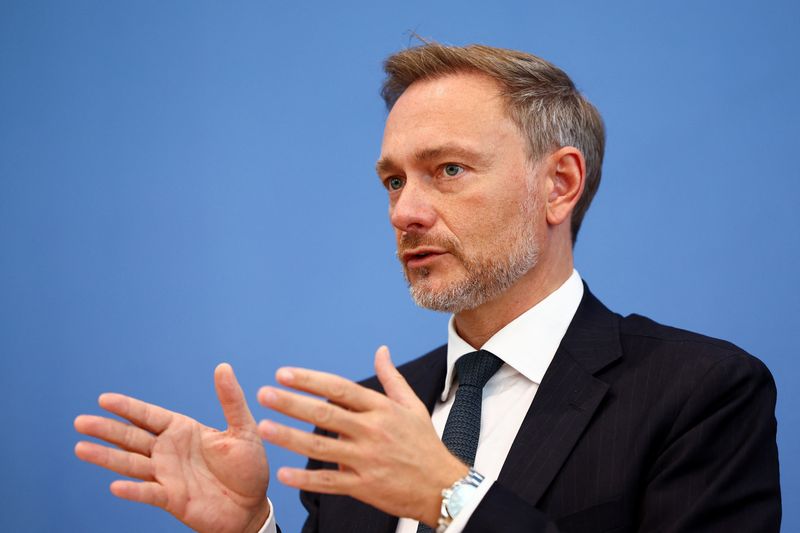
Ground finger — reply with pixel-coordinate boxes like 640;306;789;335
110;480;168;509
258;419;358;464
75;441;154;480
274;367;380;412
214;363;256;432
276;466;359;495
74;414;155;455
98;393;173;435
258;386;363;435
374;346;419;408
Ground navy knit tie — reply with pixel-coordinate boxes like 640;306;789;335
417;350;503;532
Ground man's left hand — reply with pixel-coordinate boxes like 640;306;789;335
257;346;468;527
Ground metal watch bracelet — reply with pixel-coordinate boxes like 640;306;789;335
436;468;485;533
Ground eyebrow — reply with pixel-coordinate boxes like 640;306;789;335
375;144;490;176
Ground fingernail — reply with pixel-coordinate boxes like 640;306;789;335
260;387;277;405
278;467;293;483
259;420;276;437
276;368;294;384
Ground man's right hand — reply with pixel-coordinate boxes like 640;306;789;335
74;363;271;533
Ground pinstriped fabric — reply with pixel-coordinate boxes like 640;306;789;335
300;288;781;532
417;350;503;533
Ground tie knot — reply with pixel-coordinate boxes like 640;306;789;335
455;350;503;389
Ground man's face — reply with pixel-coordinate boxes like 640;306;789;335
377;73;545;313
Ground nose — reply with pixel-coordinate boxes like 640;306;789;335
389;178;437;234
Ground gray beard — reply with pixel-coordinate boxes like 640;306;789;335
407;229;539;313
405;196;540;313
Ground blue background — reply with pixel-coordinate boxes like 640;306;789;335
1;1;798;531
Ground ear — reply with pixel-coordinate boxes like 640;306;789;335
545;147;585;227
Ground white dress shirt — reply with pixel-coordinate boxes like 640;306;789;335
261;270;584;533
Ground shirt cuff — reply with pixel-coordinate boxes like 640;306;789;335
255;498;277;533
441;474;494;533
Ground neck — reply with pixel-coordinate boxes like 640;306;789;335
453;236;574;349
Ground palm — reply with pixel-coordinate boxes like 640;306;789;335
150;414;269;531
75;364;270;533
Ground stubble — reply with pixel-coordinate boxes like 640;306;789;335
400;194;540;313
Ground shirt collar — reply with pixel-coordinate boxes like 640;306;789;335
442;269;584;401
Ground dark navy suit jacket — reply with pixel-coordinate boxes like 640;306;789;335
298;286;781;532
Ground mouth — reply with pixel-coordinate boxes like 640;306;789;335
402;248;448;269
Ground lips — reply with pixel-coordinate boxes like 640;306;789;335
401;247;448;268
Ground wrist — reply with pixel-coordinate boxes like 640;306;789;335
242;500;271;533
437;469;484;532
420;460;469;527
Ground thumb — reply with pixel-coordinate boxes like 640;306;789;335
214;363;256;432
374;346;421;408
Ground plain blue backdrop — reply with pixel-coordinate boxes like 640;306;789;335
1;1;798;531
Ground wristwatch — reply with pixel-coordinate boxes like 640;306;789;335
437;469;485;532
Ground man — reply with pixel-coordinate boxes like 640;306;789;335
75;43;781;532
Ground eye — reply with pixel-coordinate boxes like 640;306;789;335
443;164;464;177
385;176;405;191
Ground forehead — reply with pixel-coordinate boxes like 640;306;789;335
380;72;523;160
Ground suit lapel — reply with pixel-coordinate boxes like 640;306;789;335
497;286;622;505
336;287;620;528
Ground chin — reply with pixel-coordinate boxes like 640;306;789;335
408;269;455;291
408;276;480;314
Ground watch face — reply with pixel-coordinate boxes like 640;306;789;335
447;483;478;518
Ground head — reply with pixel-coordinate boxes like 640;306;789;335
382;43;605;243
377;43;604;313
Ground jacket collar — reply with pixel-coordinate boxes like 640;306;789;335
441;270;585;400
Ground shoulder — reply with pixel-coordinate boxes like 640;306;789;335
573;285;774;386
613;312;776;400
619;313;769;368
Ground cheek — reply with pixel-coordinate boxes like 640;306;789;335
467;199;534;249
436;174;533;244
450;207;511;251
